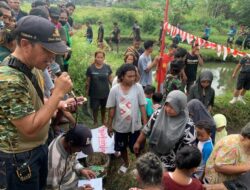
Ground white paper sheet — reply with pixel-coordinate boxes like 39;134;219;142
77;126;115;160
78;178;103;190
77;151;88;159
91;126;115;154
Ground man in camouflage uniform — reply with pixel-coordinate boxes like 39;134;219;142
0;16;72;190
163;60;184;102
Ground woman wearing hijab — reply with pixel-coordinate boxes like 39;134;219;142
134;90;196;171
213;114;228;145
187;99;216;143
188;70;215;112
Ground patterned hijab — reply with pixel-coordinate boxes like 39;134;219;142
187;99;216;127
213;114;227;144
149;90;188;155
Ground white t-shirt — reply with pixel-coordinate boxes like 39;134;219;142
112;76;118;87
138;53;152;86
106;83;146;133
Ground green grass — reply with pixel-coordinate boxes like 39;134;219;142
22;2;250;54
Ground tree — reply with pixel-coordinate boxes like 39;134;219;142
233;0;250;26
169;0;195;24
207;0;233;18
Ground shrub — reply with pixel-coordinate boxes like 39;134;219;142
68;30;97;96
213;93;250;134
81;15;101;25
142;13;160;34
110;10;137;26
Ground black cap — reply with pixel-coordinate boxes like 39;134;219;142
65;124;93;155
15;15;68;55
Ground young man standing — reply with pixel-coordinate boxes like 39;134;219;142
229;56;250;104
65;2;75;27
131;20;141;41
7;0;27;21
184;44;204;93
202;23;211;41
97;21;104;49
227;25;237;48
138;40;159;88
110;22;120;53
85;22;93;44
124;39;144;67
106;64;147;173
0;1;12;27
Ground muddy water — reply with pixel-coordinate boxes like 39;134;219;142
198;62;236;95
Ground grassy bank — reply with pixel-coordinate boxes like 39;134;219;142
21;2;249;63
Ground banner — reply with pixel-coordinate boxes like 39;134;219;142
164;22;250;60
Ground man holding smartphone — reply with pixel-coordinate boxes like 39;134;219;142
0;16;72;190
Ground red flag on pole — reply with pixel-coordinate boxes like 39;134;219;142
157;0;170;92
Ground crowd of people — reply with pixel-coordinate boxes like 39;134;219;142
0;0;250;190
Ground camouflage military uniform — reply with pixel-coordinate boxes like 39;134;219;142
163;74;184;102
0;66;48;153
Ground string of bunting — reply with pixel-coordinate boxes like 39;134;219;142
164;22;250;60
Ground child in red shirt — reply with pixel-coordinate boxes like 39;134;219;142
163;146;204;190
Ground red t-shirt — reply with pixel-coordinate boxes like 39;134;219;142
163;172;203;190
156;53;174;83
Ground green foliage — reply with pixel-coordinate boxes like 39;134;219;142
68;30;97;96
233;0;250;26
110;10;137;26
213;93;250;134
169;0;195;24
21;2;32;12
81;15;100;25
112;1;142;9
207;0;234;18
105;156;139;190
142;13;160;34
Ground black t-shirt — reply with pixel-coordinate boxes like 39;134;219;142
132;24;141;40
240;57;250;73
86;64;112;99
98;25;104;42
86;26;93;38
16;10;27;21
68;17;73;27
185;53;200;82
112;27;120;40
